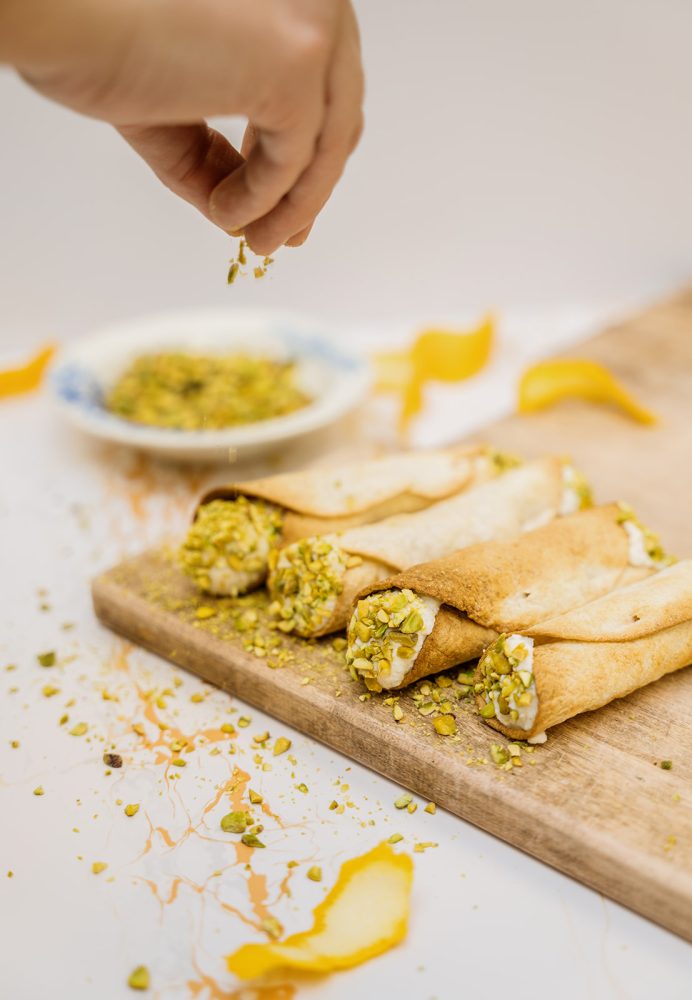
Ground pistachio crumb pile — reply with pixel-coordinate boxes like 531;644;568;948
106;348;308;430
269;535;356;635
346;588;438;689
476;634;537;731
180;497;283;595
617;503;675;568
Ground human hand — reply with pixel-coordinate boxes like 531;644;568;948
7;0;364;254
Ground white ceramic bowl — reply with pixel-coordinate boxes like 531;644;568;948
49;308;371;461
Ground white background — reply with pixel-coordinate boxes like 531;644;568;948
2;0;692;347
2;2;692;998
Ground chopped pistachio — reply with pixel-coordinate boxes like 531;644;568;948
220;723;236;735
394;793;412;810
407;802;418;814
387;833;404;844
432;714;457;736
269;535;348;635
37;651;56;667
661;760;673;770
490;743;510;767
392;703;404;722
195;606;216;620
91;862;107;874
295;783;309;794
248;789;263;805
124;803;140;818
220;811;248;834
237;716;251;728
69;722;88;737
306;866;323;882
33;786;44;796
273;737;292;756
171;758;186;768
424;802;436;815
241;833;265;848
413;841;438;852
127;966;150;991
10;740;19;749
332;637;347;652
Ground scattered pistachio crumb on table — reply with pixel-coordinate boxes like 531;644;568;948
127;966;150;991
124;804;139;817
394;793;412;810
660;760;673;770
37;651;56;667
91;861;107;874
33;786;44;796
307;865;323;882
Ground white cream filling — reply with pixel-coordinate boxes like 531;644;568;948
207;561;267;597
490;634;539;732
624;520;663;568
349;590;440;689
559;464;583;516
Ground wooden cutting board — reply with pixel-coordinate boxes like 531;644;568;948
92;289;692;943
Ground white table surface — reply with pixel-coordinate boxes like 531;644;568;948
2;309;691;1000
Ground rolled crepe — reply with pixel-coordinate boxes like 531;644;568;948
474;559;692;741
179;444;509;595
346;503;668;690
268;458;590;637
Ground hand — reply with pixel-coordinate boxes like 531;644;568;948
6;0;364;254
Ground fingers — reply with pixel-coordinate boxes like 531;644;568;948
208;55;326;236
118;122;244;222
241;7;364;254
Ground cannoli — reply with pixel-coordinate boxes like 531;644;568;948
474;559;692;741
269;458;590;637
179;445;508;595
346;503;669;690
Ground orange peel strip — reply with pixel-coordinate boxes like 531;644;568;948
0;344;56;399
374;316;494;431
226;842;414;980
518;358;658;425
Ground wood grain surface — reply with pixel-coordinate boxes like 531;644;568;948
92;289;692;943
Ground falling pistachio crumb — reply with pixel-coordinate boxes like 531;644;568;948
124;804;140;818
127;966;150;991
